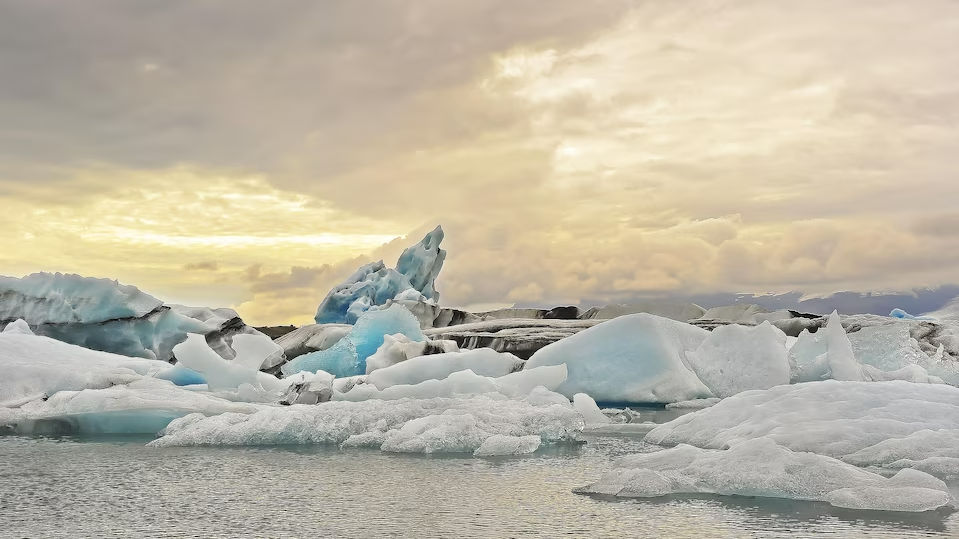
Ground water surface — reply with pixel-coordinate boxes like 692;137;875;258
2;432;957;538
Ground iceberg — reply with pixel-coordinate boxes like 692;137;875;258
573;393;612;427
686;321;790;398
0;272;275;364
173;334;290;397
365;348;523;390
0;330;171;404
645;380;959;472
314;226;446;325
365;333;459;374
148;393;583;454
5;378;260;435
337;365;566;402
275;323;352;361
525;313;713;403
576;437;954;512
282;304;425;377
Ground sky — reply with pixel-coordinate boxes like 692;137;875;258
2;0;958;326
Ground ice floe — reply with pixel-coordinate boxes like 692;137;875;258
577;437;954;512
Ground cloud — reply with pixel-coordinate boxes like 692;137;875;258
183;261;220;271
2;1;959;323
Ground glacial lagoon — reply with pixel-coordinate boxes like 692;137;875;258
3;425;957;539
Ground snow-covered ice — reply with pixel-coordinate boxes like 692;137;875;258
577;437;954;512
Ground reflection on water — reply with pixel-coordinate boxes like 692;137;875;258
1;433;957;539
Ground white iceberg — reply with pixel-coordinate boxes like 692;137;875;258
173;334;290;398
525;313;712;403
686;321;790;398
365;348;523;390
0;330;170;405
148;393;583;454
365;333;459;374
576;437;953;512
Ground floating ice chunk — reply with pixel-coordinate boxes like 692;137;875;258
1;319;33;335
848;323;927;372
149;394;582;454
666;398;721;410
825;311;862;381
494;365;568;398
154;365;207;386
686;322;790;398
7;378;260;435
526;313;712;403
283;304;425;377
645;380;959;471
890;308;938;322
279;371;335;405
788;329;829;383
231;333;285;371
473;435;542;457
573;393;611;426
842;429;959;475
338;369;498;401
275;323;351;361
173;334;289;397
576;437;953;512
365;333;459;374
366;348;523;390
314;227;446;324
0;332;170;403
523;385;575;407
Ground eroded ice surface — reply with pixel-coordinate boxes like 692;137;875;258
577;437;954;512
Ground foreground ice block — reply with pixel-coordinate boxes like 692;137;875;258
645;380;959;472
148;393;583;455
0;331;171;405
4;378;260;435
526;313;713;403
576;437;953;512
282;304;425;377
686;321;790;398
314;226;446;325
